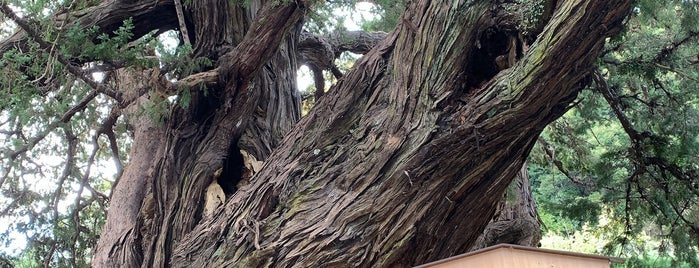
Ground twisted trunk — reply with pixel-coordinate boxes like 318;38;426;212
93;0;304;266
53;0;632;266
170;0;631;266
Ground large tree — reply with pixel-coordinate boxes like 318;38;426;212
0;0;635;266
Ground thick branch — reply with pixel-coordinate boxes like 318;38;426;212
0;0;178;58
297;30;386;93
328;30;388;56
297;30;387;69
218;2;308;85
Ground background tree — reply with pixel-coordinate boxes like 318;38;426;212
528;1;699;266
1;0;693;267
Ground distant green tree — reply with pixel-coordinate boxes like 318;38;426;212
529;0;699;265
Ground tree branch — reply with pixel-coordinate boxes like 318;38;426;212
297;30;386;94
164;68;220;93
327;30;387;56
602;31;699;80
595;68;699;241
46;127;77;266
0;0;178;58
0;3;122;102
7;88;100;160
594;70;642;142
101;107;124;180
173;0;191;46
217;4;307;84
537;137;595;187
308;64;325;99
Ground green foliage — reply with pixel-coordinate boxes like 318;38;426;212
618;254;693;268
59;18;157;68
360;0;405;32
304;2;351;34
501;0;546;35
529;164;601;235
531;0;699;265
304;0;401;34
157;43;212;77
236;0;250;8
147;40;213;119
0;50;40;111
0;3;144;267
517;0;545;32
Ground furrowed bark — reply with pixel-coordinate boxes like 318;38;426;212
93;1;307;267
92;69;166;267
172;0;631;267
151;4;305;266
328;30;388;56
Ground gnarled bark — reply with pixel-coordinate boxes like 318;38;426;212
170;0;631;267
298;30;387;98
0;0;630;266
93;1;306;267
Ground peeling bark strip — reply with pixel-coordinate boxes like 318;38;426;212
172;0;632;267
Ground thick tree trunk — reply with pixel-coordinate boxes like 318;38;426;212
167;0;631;267
34;0;632;267
92;69;167;267
92;1;305;267
471;163;543;250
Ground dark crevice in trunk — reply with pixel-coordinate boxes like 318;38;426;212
190;92;222;123
219;143;243;195
467;27;514;88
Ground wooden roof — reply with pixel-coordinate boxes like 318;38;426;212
414;243;625;268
